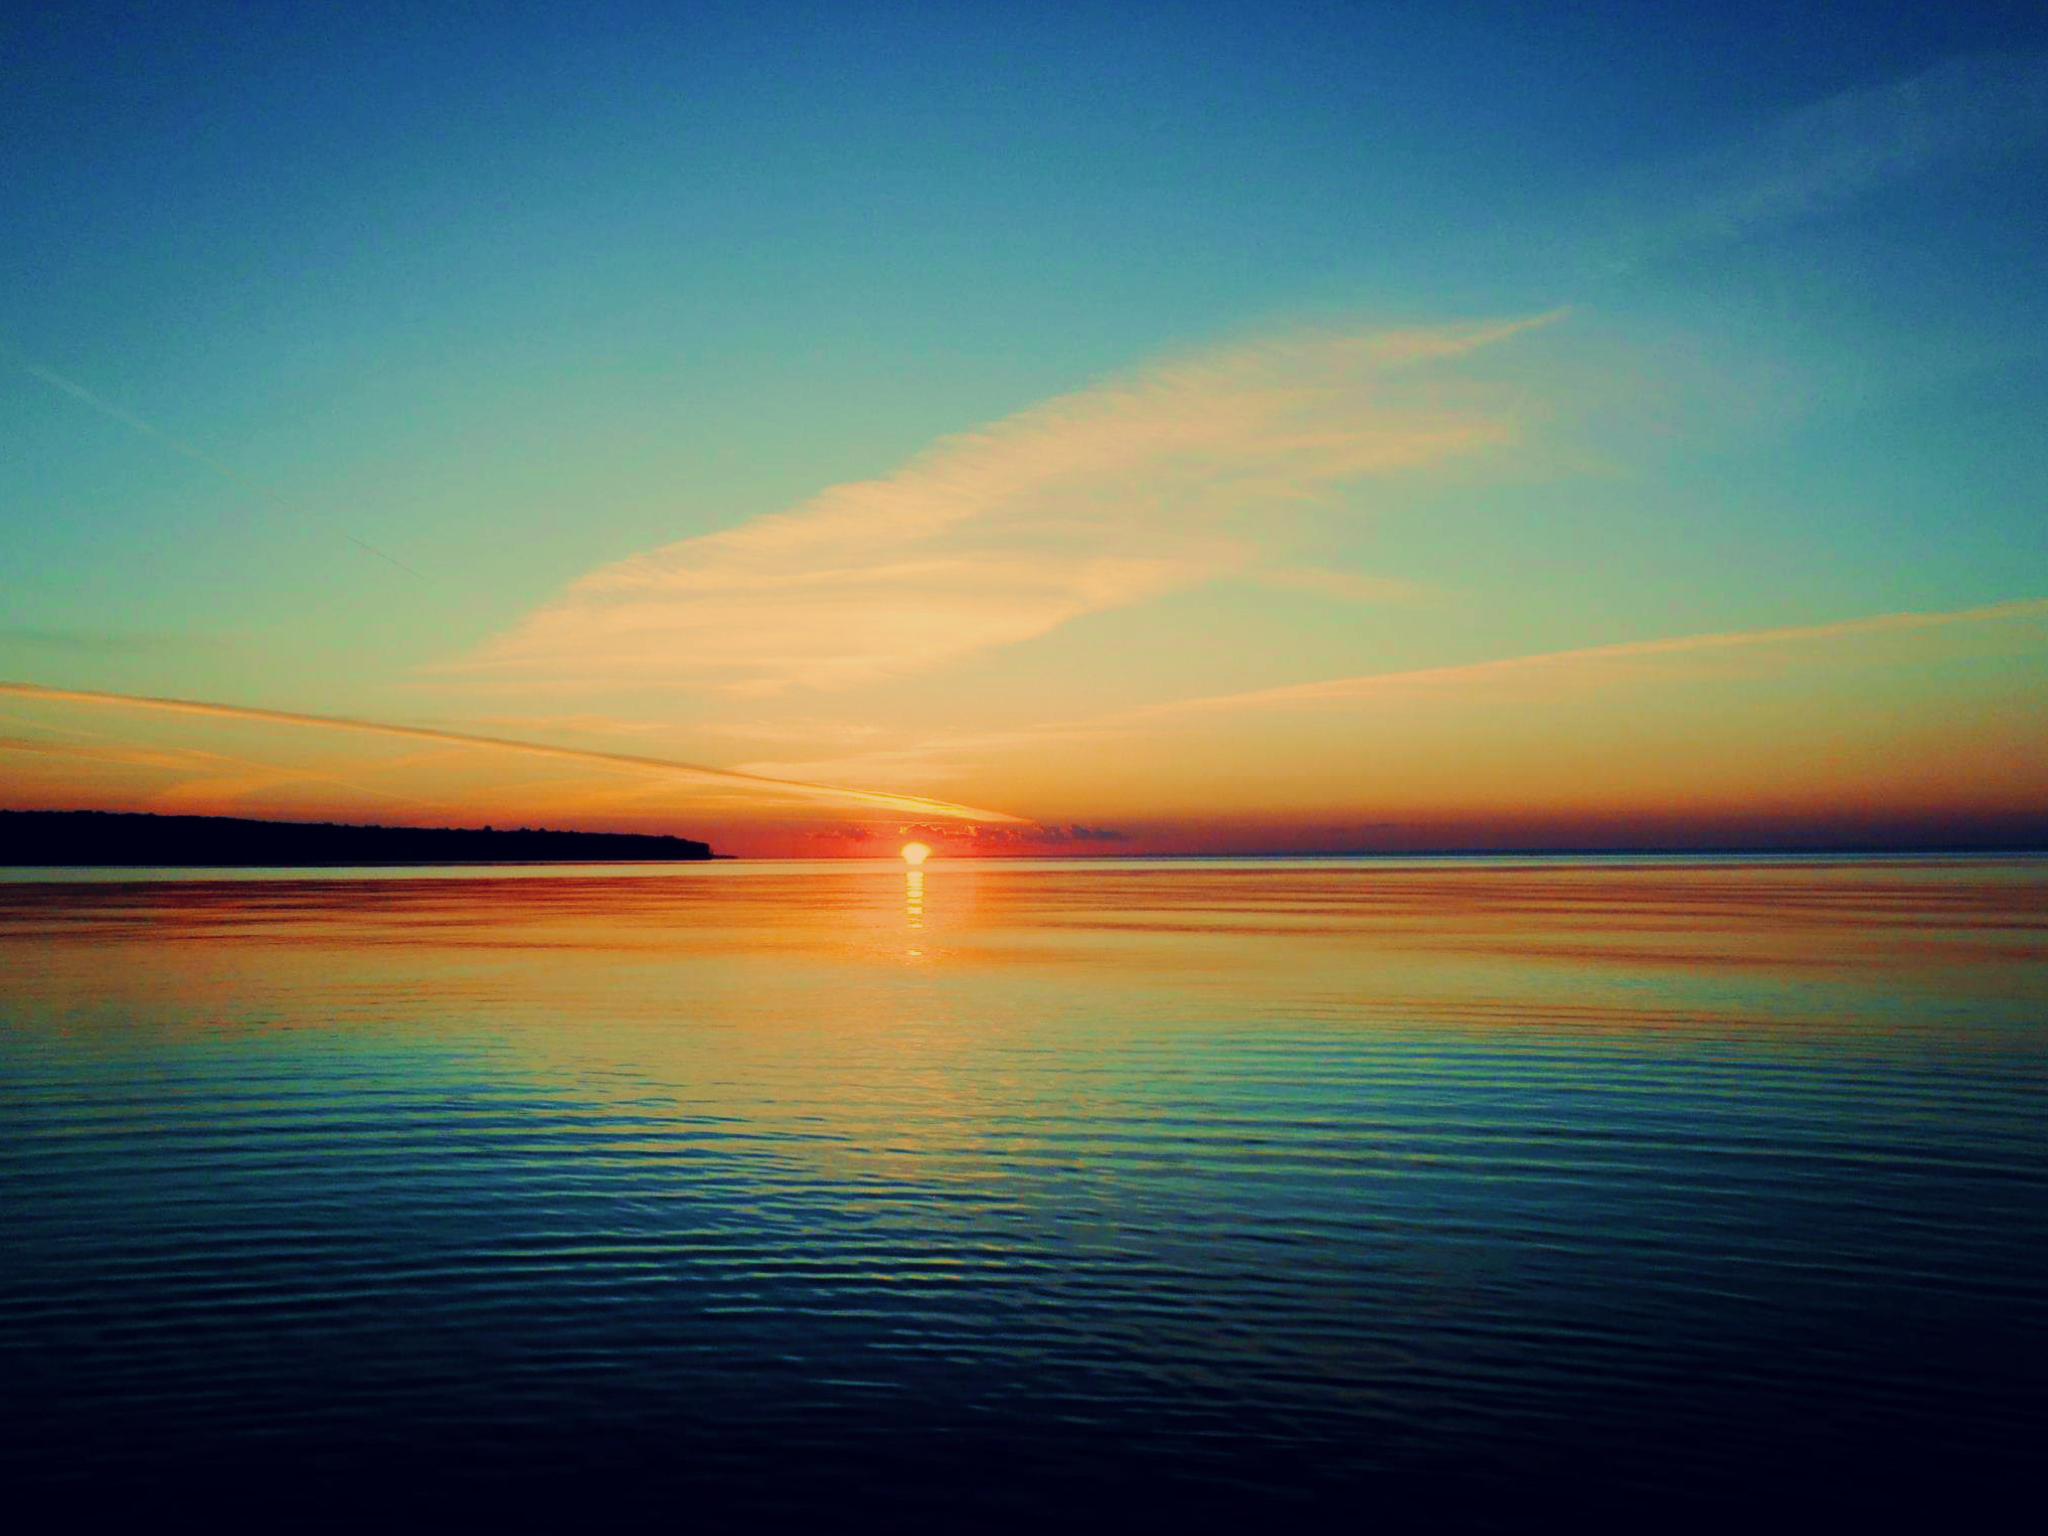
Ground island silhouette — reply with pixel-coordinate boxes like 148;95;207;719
0;810;715;866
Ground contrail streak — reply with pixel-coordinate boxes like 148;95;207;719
1122;595;2048;719
4;344;423;577
0;682;1032;825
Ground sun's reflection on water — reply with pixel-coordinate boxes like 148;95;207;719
906;867;925;957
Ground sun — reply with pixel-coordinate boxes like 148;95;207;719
900;842;932;865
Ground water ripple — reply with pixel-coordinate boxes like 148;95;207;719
3;857;2044;1515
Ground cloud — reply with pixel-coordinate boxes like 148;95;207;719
1062;824;1127;842
439;314;1557;695
892;820;1128;848
728;595;2048;789
1601;51;2048;273
0;681;1028;824
1126;595;2048;720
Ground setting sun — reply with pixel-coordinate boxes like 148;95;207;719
900;842;932;865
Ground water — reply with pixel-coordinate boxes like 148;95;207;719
3;857;2043;1519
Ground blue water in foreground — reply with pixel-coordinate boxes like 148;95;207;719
2;857;2043;1520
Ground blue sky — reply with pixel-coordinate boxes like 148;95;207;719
4;1;2046;850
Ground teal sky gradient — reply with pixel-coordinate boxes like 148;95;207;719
5;2;2047;851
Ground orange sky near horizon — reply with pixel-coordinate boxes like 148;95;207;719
7;16;2048;862
5;588;2045;856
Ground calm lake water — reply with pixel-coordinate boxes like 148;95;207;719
3;857;2043;1519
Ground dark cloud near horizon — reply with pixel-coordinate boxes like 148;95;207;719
942;822;1130;846
809;822;1131;846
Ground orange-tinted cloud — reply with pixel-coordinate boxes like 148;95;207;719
439;314;1559;695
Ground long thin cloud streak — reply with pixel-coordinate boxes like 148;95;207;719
1591;50;2048;277
0;682;1029;824
733;596;2048;783
445;313;1558;694
1132;596;2048;719
3;344;422;578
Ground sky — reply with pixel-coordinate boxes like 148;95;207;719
3;0;2046;855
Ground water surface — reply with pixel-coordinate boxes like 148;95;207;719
3;857;2043;1517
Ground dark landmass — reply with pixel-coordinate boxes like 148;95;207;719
0;810;715;866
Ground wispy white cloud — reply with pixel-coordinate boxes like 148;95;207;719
1599;51;2048;273
439;315;1557;695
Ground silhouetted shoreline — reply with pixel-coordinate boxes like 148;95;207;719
0;810;715;866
